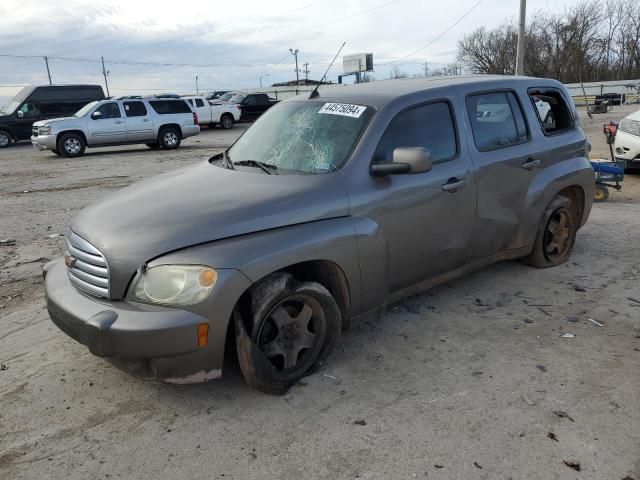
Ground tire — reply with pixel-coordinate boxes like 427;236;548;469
57;133;85;158
158;127;181;150
145;142;160;149
0;130;11;148
521;195;578;268
235;272;341;394
593;184;609;202
220;114;234;129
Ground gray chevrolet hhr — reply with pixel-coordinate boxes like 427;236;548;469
44;76;594;394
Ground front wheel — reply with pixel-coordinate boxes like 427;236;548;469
220;114;234;129
158;127;181;150
57;133;86;158
593;184;609;202
521;195;578;268
0;130;11;148
235;273;341;394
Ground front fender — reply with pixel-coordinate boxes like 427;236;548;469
515;156;594;248
154;217;383;318
0;125;15;139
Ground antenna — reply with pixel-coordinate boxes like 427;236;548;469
309;41;346;99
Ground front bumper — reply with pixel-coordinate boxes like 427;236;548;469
44;258;249;383
31;134;57;151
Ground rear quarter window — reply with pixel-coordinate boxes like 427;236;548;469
148;100;192;114
528;88;574;135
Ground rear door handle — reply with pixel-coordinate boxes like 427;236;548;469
442;177;467;192
114;120;124;124
142;118;151;123
522;158;541;170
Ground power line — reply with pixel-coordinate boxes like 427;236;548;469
381;0;484;65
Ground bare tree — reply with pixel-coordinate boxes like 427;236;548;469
457;0;640;82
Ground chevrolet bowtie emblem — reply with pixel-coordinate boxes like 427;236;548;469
64;253;77;268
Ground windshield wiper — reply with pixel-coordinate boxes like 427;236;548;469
232;159;278;175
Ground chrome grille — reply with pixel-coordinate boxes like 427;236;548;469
66;231;110;298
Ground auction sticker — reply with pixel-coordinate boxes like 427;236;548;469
318;103;367;118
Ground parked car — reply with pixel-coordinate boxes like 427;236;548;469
44;76;594;393
229;93;279;121
182;95;240;129
205;90;231;101
0;84;104;148
209;91;239;105
614;109;640;169
31;97;200;157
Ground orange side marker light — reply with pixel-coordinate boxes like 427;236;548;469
197;323;209;347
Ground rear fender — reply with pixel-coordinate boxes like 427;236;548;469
513;157;594;249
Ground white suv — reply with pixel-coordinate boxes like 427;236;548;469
31;97;200;157
614;109;640;168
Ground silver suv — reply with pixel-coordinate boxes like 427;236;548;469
31;97;200;157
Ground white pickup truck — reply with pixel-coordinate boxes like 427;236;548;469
182;96;241;129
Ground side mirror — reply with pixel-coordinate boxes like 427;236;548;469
370;147;433;177
16;110;24;118
91;110;103;119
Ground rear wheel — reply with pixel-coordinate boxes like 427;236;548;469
235;273;341;394
158;127;181;150
522;195;578;268
220;114;234;129
57;133;85;158
0;130;11;148
593;184;609;202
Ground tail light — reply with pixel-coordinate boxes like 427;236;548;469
193;112;198;125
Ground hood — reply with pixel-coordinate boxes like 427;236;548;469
34;117;78;127
72;161;349;298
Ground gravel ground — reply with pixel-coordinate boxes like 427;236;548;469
1;109;639;480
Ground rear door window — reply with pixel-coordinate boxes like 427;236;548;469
466;91;528;151
195;99;205;108
124;101;147;117
374;101;458;164
148;100;192;114
528;88;574;135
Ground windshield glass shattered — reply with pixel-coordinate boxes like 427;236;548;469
226;100;373;174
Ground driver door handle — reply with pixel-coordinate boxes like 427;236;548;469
442;177;467;192
522;158;541;170
114;120;124;124
142;118;151;122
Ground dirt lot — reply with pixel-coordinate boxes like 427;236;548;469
1;107;639;480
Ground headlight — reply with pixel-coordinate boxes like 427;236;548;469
133;265;217;306
38;126;51;135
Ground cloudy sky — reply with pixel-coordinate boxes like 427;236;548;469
0;0;578;101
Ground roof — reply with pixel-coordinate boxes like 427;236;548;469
291;75;559;109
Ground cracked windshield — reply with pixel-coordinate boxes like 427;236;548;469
226;101;373;174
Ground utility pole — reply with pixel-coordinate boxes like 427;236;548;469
303;62;310;83
289;48;299;84
195;75;199;95
43;56;52;85
259;73;270;88
101;56;110;97
515;0;526;75
423;62;429;77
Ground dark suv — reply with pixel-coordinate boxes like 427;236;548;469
0;85;105;147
